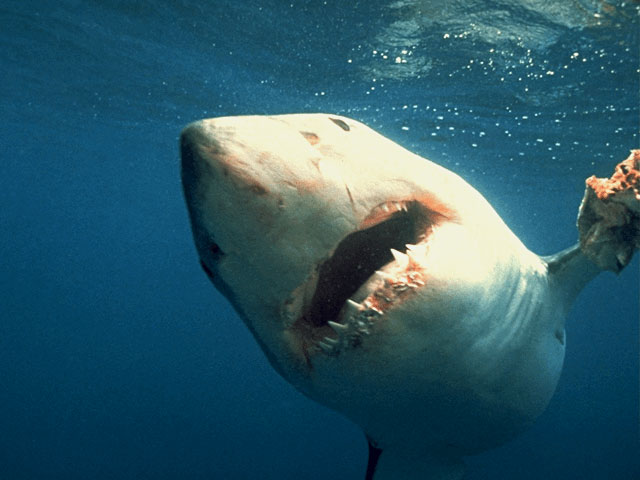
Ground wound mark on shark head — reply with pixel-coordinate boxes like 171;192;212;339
300;131;320;145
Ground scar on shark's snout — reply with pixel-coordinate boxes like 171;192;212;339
299;117;350;147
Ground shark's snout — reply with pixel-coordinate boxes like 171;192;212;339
180;120;266;192
180;123;222;276
180;120;274;277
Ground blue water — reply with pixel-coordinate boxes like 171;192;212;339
1;1;638;478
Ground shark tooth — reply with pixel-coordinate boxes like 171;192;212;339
375;270;394;285
362;300;383;316
390;248;409;268
345;298;363;314
615;251;631;269
328;320;349;335
317;339;337;355
406;243;428;263
407;271;425;286
323;336;340;346
392;283;409;293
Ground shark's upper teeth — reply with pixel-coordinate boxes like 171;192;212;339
406;243;428;262
390;248;410;268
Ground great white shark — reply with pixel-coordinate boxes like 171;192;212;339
180;114;639;479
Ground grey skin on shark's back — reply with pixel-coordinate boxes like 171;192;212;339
180;114;639;480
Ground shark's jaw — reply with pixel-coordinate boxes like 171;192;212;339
281;199;445;360
186;164;447;365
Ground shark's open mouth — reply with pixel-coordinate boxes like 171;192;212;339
289;199;445;355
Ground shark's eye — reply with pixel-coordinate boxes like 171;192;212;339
303;201;434;327
329;117;350;131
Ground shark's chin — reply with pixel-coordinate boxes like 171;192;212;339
282;199;445;359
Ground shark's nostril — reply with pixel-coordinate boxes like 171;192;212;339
199;242;224;279
209;242;224;261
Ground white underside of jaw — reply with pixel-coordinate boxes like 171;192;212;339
316;242;429;357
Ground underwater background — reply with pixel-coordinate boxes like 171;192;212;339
1;1;639;478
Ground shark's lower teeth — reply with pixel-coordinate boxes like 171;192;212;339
317;298;387;356
375;270;394;285
345;298;363;314
328;320;349;335
316;244;430;356
317;339;338;355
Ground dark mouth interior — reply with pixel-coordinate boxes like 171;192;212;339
303;201;434;327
